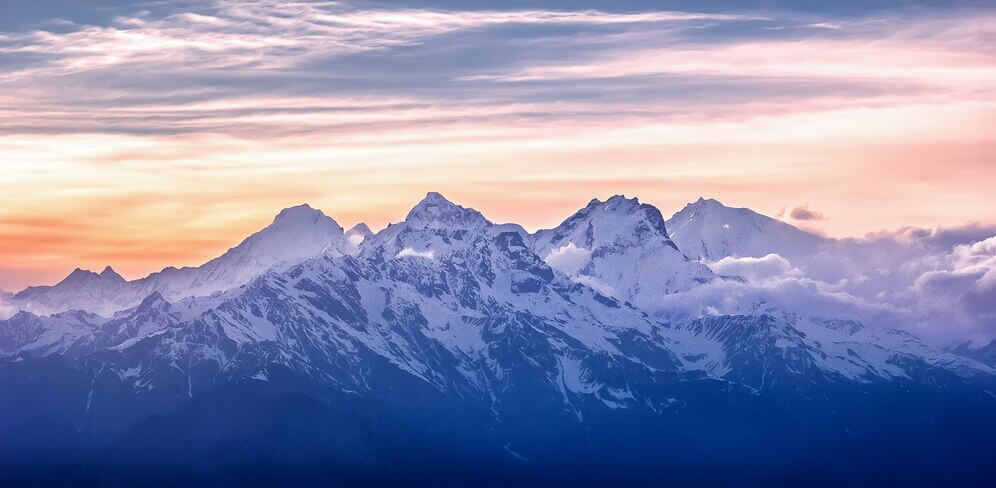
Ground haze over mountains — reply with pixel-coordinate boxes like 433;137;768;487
9;204;351;316
666;197;827;262
1;192;995;483
4;192;994;361
5;193;993;346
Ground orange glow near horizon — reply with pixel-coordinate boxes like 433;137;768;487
2;130;993;291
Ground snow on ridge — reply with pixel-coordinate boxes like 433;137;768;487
8;193;995;360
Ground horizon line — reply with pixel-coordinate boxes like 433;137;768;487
5;190;994;292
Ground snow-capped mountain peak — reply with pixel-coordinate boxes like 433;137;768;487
271;203;327;226
258;203;343;241
537;195;676;250
405;192;490;229
600;193;638;207
99;266;125;282
360;193;496;264
346;223;373;241
3;193;996;483
60;268;109;286
666;197;826;261
150;203;349;297
532;196;715;308
64;268;96;283
14;266;128;304
8;205;350;317
599;194;655;215
597;195;672;243
343;223;374;254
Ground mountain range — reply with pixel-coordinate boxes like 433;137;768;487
2;193;994;484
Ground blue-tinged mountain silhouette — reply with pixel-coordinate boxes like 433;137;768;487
2;193;995;485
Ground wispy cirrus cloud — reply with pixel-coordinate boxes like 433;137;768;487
2;1;992;139
464;37;996;89
0;2;754;77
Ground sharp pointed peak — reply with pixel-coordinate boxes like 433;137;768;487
409;192;453;212
347;223;373;236
58;268;99;285
405;192;489;227
99;266;125;281
344;223;373;248
415;191;459;208
693;197;722;206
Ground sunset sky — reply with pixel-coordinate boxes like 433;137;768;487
1;0;994;291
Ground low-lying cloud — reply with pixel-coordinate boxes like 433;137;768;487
396;248;435;260
544;242;592;276
576;275;617;298
709;253;797;282
658;225;996;346
912;236;996;330
0;291;16;320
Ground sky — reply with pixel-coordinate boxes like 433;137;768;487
0;0;994;291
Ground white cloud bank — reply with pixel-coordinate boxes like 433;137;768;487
657;228;996;346
544;243;591;276
709;253;798;282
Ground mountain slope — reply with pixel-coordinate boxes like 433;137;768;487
666;197;827;261
344;223;373;252
532;195;715;310
2;194;677;403
13;267;128;315
953;339;996;368
0;309;105;358
10;204;350;316
2;193;995;483
5;194;989;392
